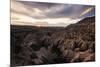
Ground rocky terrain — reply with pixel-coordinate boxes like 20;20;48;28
11;16;95;66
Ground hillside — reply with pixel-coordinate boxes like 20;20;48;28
11;16;95;66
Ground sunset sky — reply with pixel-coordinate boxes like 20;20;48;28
11;0;95;27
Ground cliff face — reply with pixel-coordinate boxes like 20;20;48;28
11;16;95;66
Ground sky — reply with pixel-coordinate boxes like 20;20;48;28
11;0;95;27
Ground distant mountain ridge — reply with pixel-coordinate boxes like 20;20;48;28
65;16;95;31
77;16;95;24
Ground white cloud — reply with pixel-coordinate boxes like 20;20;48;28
11;1;45;18
42;18;81;24
11;1;93;27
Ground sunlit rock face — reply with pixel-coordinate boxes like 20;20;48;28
11;16;95;66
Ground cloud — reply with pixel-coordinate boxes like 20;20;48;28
80;7;94;17
11;1;95;26
11;12;35;22
11;1;46;19
44;4;95;19
12;1;95;19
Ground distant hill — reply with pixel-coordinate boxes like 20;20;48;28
65;16;95;41
77;16;95;24
66;16;95;29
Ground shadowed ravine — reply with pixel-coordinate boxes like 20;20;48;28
11;16;95;66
